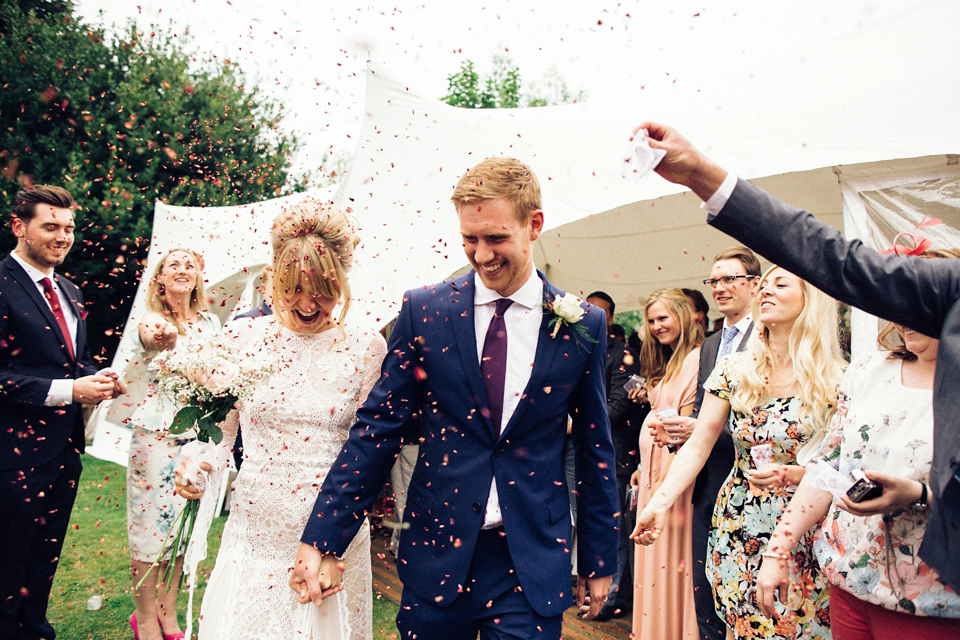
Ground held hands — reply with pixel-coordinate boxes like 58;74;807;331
837;470;926;517
755;554;790;619
289;543;345;606
747;464;803;491
576;574;612;620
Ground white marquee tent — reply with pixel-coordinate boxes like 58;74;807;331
88;0;960;462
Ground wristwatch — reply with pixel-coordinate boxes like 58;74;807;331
911;482;929;511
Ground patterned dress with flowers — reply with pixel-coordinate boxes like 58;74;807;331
705;355;831;640
812;352;960;618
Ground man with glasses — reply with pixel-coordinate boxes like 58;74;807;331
691;246;761;640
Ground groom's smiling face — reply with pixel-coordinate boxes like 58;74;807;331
459;197;543;297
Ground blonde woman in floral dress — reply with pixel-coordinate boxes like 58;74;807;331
633;266;845;639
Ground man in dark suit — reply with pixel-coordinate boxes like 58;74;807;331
639;121;960;593
585;291;645;621
290;157;619;639
0;185;125;640
690;246;759;640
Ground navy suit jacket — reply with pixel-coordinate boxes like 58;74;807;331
0;253;98;470
302;271;619;616
710;178;960;591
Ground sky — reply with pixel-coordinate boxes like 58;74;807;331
74;0;922;182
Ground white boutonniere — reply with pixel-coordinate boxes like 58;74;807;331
545;293;596;348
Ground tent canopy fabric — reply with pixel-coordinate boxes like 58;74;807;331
88;0;960;463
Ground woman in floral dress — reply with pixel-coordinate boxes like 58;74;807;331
633;266;845;639
758;249;960;639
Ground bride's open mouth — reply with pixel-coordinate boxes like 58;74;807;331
294;309;322;322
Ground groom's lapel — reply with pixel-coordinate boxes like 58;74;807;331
501;274;565;437
448;273;494;434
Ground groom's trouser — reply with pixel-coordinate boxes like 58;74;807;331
396;527;563;640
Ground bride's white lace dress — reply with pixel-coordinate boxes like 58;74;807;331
199;317;387;640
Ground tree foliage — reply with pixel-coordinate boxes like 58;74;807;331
0;0;297;359
442;54;585;109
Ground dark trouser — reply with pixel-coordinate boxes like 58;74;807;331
606;471;634;610
691;430;734;640
0;447;82;640
396;528;563;640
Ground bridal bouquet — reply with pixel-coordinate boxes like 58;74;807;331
146;339;269;588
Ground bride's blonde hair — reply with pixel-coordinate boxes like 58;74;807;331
730;266;844;461
270;198;360;332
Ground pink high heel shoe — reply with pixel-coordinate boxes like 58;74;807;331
158;616;186;640
130;612;140;639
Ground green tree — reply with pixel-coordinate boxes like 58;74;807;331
0;0;297;359
442;54;584;109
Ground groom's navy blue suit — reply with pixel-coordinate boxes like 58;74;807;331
303;270;619;625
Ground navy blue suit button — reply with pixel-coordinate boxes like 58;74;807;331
494;448;503;457
472;502;482;513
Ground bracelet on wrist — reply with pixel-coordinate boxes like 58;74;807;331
761;551;789;561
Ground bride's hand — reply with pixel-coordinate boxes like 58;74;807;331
174;458;211;500
291;543;344;606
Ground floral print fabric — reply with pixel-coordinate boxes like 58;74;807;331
812;351;960;618
705;355;831;639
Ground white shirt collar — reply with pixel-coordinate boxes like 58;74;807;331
723;313;753;333
10;251;54;281
473;267;543;310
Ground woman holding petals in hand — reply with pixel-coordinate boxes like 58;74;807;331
627;287;703;640
176;199;386;640
632;267;844;640
127;248;220;640
756;249;960;639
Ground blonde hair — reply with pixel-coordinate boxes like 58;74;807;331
145;248;208;335
270;198;359;332
451;157;541;225
730;266;844;456
878;247;960;359
639;287;704;388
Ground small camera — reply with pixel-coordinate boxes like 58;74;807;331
846;470;882;503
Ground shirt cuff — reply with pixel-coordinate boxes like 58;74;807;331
45;379;74;406
701;172;738;215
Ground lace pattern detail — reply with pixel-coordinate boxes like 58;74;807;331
199;318;386;640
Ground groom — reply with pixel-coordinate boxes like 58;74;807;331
291;157;619;638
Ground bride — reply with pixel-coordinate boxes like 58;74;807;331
178;199;386;639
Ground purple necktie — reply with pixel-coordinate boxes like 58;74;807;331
481;298;513;435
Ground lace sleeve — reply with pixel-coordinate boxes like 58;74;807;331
358;330;387;406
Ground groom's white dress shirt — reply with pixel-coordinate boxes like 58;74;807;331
473;269;543;528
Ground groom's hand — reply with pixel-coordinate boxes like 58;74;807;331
290;543;344;605
576;574;612;620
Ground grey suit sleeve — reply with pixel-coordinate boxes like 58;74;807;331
709;179;960;338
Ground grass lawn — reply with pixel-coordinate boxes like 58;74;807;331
49;454;399;639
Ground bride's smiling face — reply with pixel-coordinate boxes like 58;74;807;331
277;283;337;334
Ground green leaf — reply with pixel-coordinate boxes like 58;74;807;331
197;415;223;444
169;406;200;434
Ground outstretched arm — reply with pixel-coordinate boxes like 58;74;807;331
636;122;728;200
631;392;729;544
